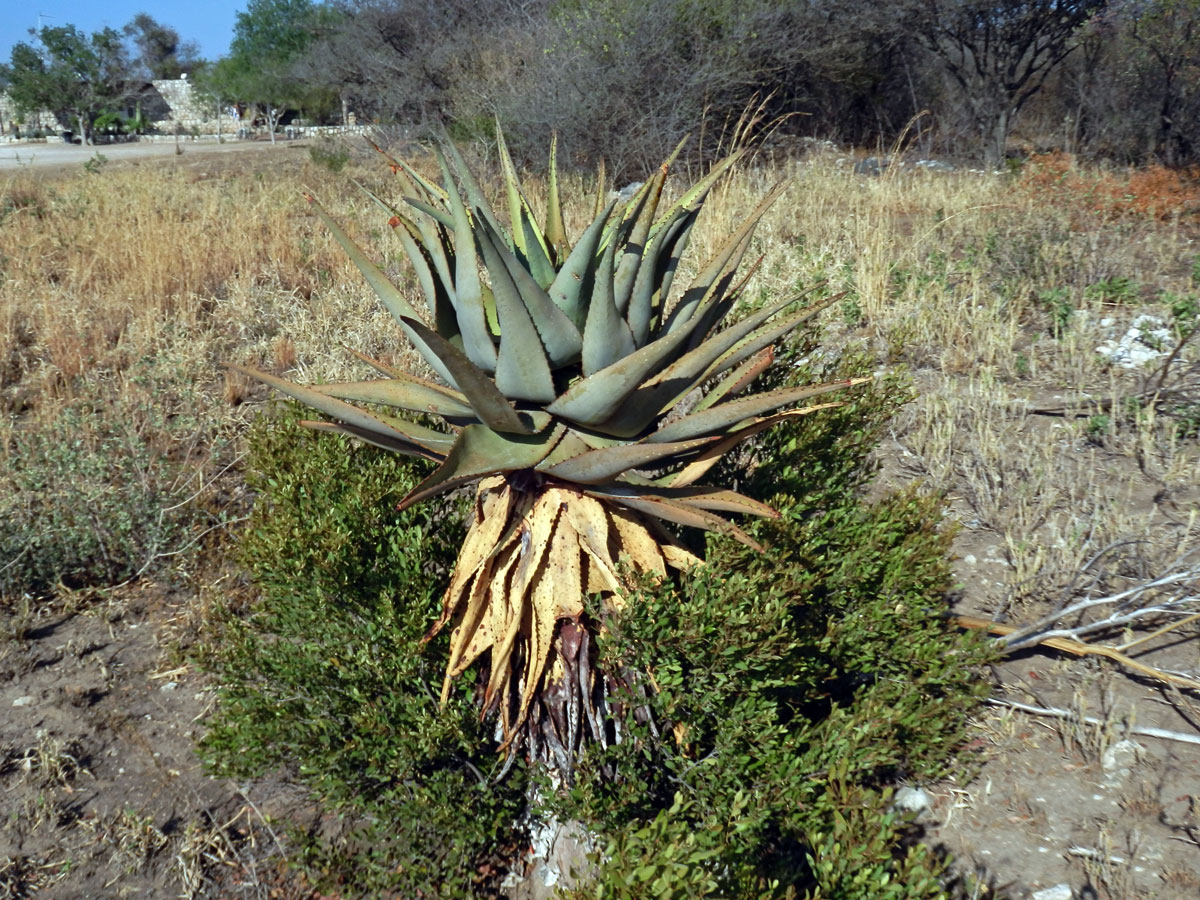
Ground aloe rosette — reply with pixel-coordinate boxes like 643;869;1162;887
234;133;866;768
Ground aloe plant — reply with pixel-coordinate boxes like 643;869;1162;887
235;132;866;770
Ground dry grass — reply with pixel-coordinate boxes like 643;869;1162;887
3;145;1197;607
2;142;1196;623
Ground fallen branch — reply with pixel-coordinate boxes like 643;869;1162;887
954;613;1200;692
985;698;1200;746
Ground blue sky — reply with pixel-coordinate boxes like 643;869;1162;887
1;2;247;66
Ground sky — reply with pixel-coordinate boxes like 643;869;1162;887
1;2;247;67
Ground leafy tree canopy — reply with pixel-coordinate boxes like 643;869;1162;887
0;25;132;143
124;12;202;79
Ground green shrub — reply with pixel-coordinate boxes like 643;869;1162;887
200;403;527;898
306;136;351;173
0;401;200;598
554;353;992;899
206;349;990;898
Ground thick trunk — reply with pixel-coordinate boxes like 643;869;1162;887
985;108;1010;170
77;113;90;146
501;789;594;899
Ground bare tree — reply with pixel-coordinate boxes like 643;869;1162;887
298;0;541;129
1129;0;1200;165
904;0;1108;166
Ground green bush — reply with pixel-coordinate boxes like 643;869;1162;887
306;136;351;173
0;401;199;599
205;350;990;898
554;353;992;899
200;403;527;898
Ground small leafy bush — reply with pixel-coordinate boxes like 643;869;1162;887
554;353;993;899
1036;286;1073;336
0;401;199;598
206;351;990;898
547;350;993;897
307;137;351;173
201;404;526;898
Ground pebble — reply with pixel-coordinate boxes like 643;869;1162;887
891;786;932;814
1096;315;1172;369
12;696;34;707
1101;739;1140;786
1030;885;1072;900
160;681;178;692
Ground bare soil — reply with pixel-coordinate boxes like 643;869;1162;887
0;137;300;173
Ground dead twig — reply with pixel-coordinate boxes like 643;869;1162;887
954;613;1200;691
985;698;1200;746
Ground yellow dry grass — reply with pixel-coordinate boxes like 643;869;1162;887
1;145;1197;617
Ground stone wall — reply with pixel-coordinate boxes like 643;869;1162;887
149;78;220;131
0;92;63;139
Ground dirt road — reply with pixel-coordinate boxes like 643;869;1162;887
0;138;287;172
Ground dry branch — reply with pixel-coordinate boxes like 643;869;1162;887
985;698;1200;747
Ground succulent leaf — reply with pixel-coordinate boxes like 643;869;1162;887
549;200;616;329
311;377;475;419
538;436;717;484
398;423;561;511
648;377;871;443
628;206;699;345
544;133;569;263
582;228;636;375
584;488;764;552
690;346;775;414
474;219;557;403
663;181;789;335
433;147;498;371
667;402;845;488
398;316;531;434
543;323;696;430
475;217;582;367
438;135;507;242
303;196;461;388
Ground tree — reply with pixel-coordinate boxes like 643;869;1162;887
210;0;334;141
904;0;1108;166
1128;0;1200;164
0;25;132;145
124;13;201;80
296;0;510;128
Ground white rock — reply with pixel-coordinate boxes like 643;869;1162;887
891;786;932;814
160;681;178;692
12;695;34;707
1101;739;1140;773
1096;315;1171;369
1031;885;1073;900
962;554;977;565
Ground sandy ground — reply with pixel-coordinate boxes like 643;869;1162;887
0;138;290;172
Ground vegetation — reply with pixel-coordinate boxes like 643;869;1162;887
0;25;131;144
1;142;1196;896
203;360;991;897
236;134;866;767
204;0;340;141
0;14;200;143
6;1;1200;167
